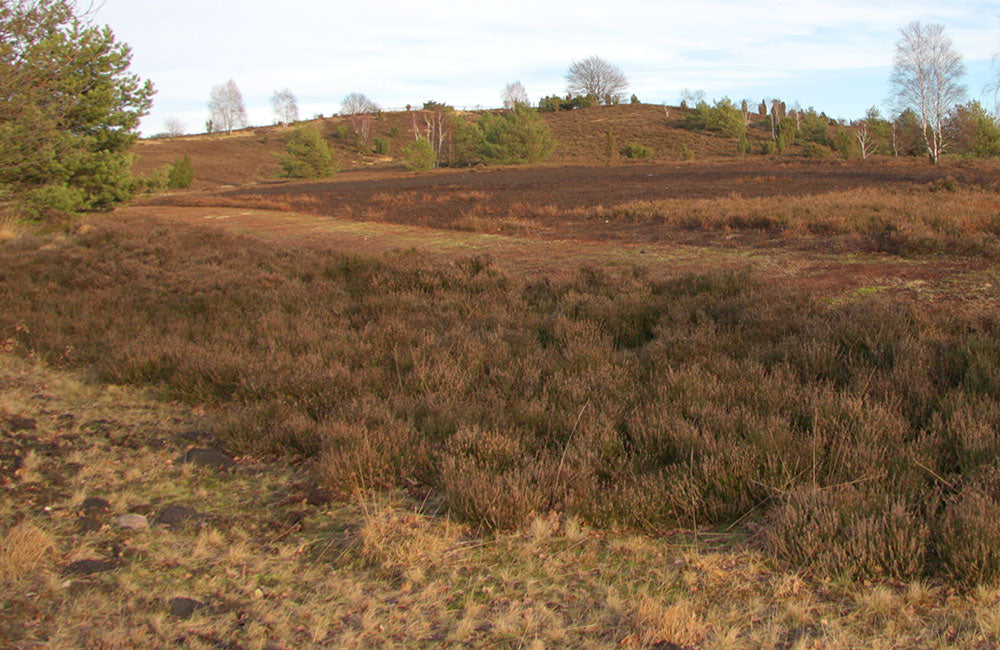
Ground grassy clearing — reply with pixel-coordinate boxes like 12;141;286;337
5;353;1000;648
3;216;1000;591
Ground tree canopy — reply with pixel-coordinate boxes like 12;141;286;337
0;0;154;215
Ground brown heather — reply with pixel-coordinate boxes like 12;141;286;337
2;216;1000;585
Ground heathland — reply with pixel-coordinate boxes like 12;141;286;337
3;103;1000;648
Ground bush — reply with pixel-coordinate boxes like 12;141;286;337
389;125;400;137
403;137;435;171
21;183;87;218
680;144;695;161
373;137;390;155
737;134;752;156
276;125;336;179
166;155;193;189
761;141;776;155
685;98;746;139
630;94;640;104
802;142;832;159
621;142;653;159
476;107;555;164
334;125;350;140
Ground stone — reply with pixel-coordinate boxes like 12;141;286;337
168;597;205;619
155;504;204;527
65;558;115;576
80;497;110;515
76;516;102;534
176;448;235;470
115;513;149;529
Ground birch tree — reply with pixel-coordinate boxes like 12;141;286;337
208;80;248;134
889;21;966;164
501;81;530;109
271;88;298;126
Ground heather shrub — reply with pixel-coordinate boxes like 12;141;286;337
373;137;390;155
3;219;1000;584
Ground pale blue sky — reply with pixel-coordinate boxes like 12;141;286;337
93;0;1000;135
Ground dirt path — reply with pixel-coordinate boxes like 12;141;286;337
113;204;1000;310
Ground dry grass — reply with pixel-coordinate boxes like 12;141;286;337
0;521;55;583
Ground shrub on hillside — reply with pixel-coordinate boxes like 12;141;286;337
476;106;555;164
621;142;653;159
403;137;435;171
277;125;336;179
737;134;752;156
685;98;746;139
802;142;832;159
167;155;194;189
761;141;776;155
373;137;390;155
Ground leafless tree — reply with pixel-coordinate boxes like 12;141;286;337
208;79;248;135
271;88;298;126
853;121;875;159
679;88;706;109
351;112;373;150
341;92;379;115
501;81;530;109
565;56;629;105
163;117;185;137
889;21;966;163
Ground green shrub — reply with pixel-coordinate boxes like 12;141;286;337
373;137;390;155
737;134;752;156
334;125;350;139
834;130;856;159
776;118;797;152
422;100;453;112
277;125;336;179
166;155;193;189
389;125;400;137
134;167;168;195
476;106;555;164
621;142;653;159
403;137;435;171
685;98;746;139
22;183;87;217
761;141;776;155
630;94;640;104
802;142;832;159
680;144;695;161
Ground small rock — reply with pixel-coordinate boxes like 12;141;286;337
80;497;111;515
168;597;205;619
6;415;37;432
115;513;148;530
176;448;235;470
65;558;115;576
77;516;103;534
305;486;333;507
155;504;204;527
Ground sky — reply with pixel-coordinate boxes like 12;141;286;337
92;0;1000;135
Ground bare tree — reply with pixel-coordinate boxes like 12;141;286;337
271;88;298;126
889;21;966;163
565;56;629;105
341;92;379;115
163;117;185;137
501;81;530;109
208;79;248;135
679;88;706;109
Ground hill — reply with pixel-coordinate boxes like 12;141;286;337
131;104;753;190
